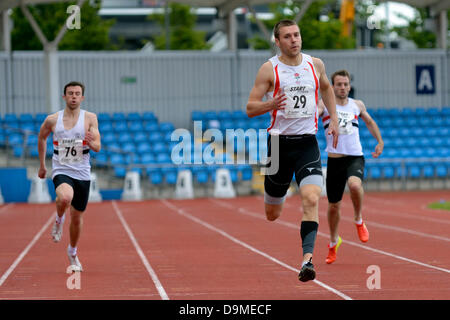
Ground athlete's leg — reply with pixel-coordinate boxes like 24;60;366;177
327;201;341;244
347;176;363;222
55;183;74;219
299;183;321;263
69;206;84;249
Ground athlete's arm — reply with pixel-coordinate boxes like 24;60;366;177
85;112;101;153
317;99;325;117
357;100;384;158
313;57;338;148
37;114;56;178
246;61;286;118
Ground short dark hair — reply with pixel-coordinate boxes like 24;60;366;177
64;81;85;95
273;19;299;39
331;70;351;85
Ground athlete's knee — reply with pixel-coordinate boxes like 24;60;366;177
301;189;320;208
328;202;340;215
265;205;281;221
57;193;72;207
348;179;362;194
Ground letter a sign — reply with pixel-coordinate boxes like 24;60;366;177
416;65;435;95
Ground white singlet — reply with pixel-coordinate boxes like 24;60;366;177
322;98;363;156
52;109;91;181
265;53;319;135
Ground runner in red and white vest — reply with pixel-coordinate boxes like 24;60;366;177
247;19;339;282
318;69;384;265
38;81;101;273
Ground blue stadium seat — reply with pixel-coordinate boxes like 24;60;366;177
153;142;167;154
34;113;47;124
140;152;156;165
112;112;126;123
238;165;253;181
3;114;18;123
128;121;144;133
114;167;126;178
193;167;209;184
422;165;434;178
435;164;448;177
127;112;141;122
231;110;246;120
147;168;163;185
98;113;111;123
114;121;128;133
204;111;218;121
142;112;157;122
102;132;116;144
99;122;113;133
19;114;34;123
156;153;171;164
148;132;163;143
159;122;175;133
133;132;148;144
144;122;159;132
382;166;395;179
407;164;421;178
122;142;136;154
7;133;23;145
217;110;232;121
162;167;178;185
110;154;125;166
191;111;204;122
118;132;133;144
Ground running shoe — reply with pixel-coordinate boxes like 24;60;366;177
67;250;83;272
51;221;63;243
326;236;342;264
356;221;369;243
298;258;316;282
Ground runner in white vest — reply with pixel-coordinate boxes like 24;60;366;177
318;70;383;265
247;19;339;282
38;81;101;272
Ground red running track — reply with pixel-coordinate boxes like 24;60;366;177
0;190;449;300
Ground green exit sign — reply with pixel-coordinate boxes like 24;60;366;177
121;76;137;84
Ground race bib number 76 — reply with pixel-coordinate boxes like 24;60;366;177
58;139;83;164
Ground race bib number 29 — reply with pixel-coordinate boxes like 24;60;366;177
58;139;83;164
283;85;316;119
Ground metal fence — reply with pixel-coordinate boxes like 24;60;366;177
1;49;449;128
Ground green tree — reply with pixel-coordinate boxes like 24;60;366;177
391;8;439;48
11;0;116;50
248;0;355;50
149;3;210;50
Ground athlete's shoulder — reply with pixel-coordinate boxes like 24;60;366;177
310;56;325;71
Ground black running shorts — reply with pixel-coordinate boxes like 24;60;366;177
326;155;365;203
53;174;91;212
264;134;323;198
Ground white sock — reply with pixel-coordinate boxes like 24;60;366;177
68;245;77;257
56;214;65;225
329;240;337;248
355;218;363;225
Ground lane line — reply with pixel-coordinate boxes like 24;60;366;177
211;199;450;274
0;212;55;287
111;201;169;300
161;199;352;300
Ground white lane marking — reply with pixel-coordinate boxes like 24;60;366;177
112;201;169;300
161;199;352;300
0;212;55;287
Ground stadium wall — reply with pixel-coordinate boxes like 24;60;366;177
0;50;449;129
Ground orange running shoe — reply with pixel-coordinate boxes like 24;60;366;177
326;236;342;264
356;221;369;242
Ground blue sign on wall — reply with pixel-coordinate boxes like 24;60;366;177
415;65;435;95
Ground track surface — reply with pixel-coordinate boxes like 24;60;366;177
0;190;449;300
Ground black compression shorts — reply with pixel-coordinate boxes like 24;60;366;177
264;134;323;198
53;174;91;212
326;155;365;203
